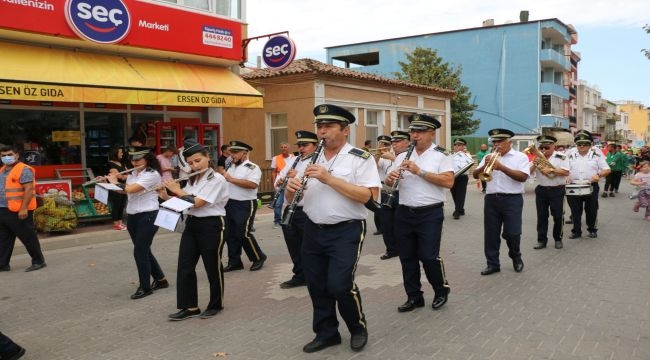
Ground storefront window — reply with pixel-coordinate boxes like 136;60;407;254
132;114;163;148
0;109;81;166
85;112;126;176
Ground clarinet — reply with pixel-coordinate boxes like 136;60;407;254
269;156;302;209
382;141;416;208
280;139;325;226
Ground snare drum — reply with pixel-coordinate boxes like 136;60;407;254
566;184;592;196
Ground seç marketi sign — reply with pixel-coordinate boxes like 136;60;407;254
262;35;296;69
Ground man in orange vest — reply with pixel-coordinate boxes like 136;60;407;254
0;145;46;272
270;142;296;227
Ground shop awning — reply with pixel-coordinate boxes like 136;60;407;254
0;42;263;108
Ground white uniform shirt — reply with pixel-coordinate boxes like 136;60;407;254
478;149;530;194
534;151;570;187
567;150;610;183
302;143;381;224
184;168;229;217
391;143;454;207
126;168;161;214
226;160;261;201
451;151;474;176
377;157;393;183
278;153;315;206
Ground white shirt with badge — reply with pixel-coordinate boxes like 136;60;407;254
126;168;161;214
478;148;530;194
183;169;229;217
226;159;261;201
278;155;309;207
392;143;454;207
567;150;610;183
302;143;381;224
535;151;570;187
377;157;393;183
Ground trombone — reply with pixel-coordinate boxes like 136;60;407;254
478;150;501;182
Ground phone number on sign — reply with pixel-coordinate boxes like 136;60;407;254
202;32;233;48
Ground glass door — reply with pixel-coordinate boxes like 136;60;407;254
84;112;126;176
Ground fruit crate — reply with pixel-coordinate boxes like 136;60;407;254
74;184;112;221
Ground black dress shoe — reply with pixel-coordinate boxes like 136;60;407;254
513;259;524;273
431;291;449;310
555;241;563;249
302;336;342;353
250;254;267;271
0;344;25;360
151;279;169;290
533;242;547;249
168;308;201;321
569;233;581;239
0;264;10;272
480;266;500;275
372;231;383;235
380;253;398;260
350;329;368;351
25;262;46;272
588;232;598;238
397;298;425;312
280;278;307;289
223;263;244;272
130;287;153;300
199;307;223;319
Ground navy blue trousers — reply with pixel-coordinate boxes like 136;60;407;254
379;191;398;255
535;186;565;243
126;210;165;291
567;183;600;235
280;206;306;282
225;199;265;265
394;205;450;300
302;219;367;341
484;194;523;268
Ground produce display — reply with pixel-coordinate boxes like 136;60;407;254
34;196;78;232
71;184;112;221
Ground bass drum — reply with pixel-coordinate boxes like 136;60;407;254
566;184;592;196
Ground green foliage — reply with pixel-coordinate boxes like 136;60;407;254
643;24;650;60
393;47;480;136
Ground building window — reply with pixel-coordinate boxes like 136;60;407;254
270;113;288;157
155;0;241;18
365;110;379;146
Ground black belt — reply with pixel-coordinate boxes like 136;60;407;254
312;219;359;229
486;193;521;197
186;215;221;219
399;202;443;213
538;185;565;189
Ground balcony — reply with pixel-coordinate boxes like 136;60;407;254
540;83;569;99
540;49;570;71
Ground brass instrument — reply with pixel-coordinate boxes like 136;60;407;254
82;165;144;186
382;141;416;208
138;168;209;195
523;144;556;178
281;139;325;226
478;150;501;182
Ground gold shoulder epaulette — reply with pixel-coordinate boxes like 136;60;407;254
348;148;371;159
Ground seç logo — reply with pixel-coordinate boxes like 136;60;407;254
65;0;131;44
262;35;296;70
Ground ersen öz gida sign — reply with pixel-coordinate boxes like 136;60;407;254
262;35;296;70
65;0;131;44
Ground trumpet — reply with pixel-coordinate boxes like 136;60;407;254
138;168;209;195
82;165;144;186
523;144;556;178
478;150;501;182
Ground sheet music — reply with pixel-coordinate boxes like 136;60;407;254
160;197;194;212
97;183;123;191
94;185;109;205
154;208;182;231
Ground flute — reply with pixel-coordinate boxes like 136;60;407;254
82;165;144;186
138;168;209;195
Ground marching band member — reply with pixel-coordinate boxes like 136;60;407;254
450;138;474;219
566;132;610;239
472;129;530;276
277;130;318;289
384;114;454;312
158;139;229;321
530;135;570;250
107;147;168;300
285;104;381;353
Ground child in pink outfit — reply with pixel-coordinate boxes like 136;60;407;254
631;161;650;220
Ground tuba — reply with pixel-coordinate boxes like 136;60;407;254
478;150;501;182
523;144;556;178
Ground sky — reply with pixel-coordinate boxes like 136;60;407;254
245;0;650;106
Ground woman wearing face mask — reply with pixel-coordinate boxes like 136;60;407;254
0;145;46;272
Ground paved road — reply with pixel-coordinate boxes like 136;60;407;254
3;179;650;359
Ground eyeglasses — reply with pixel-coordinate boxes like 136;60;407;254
538;145;550;150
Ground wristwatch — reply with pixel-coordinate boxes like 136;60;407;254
419;169;427;178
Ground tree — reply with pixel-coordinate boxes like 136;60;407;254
641;24;650;59
393;47;480;136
